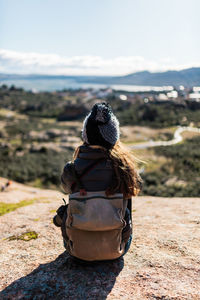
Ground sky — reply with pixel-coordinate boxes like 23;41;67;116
0;0;200;76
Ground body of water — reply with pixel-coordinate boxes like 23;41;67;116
0;78;174;93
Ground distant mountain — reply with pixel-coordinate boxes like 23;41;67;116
77;68;200;87
1;67;200;87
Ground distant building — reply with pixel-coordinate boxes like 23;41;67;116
167;90;178;99
158;93;168;101
96;88;113;99
179;85;184;91
188;93;200;101
193;87;200;92
119;94;127;101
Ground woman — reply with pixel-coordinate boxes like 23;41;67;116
54;102;142;262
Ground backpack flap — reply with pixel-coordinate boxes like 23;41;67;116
67;191;126;231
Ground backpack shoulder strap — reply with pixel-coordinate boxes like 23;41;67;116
71;157;105;194
127;198;132;221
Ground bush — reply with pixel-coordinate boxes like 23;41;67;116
141;136;200;197
0;147;73;188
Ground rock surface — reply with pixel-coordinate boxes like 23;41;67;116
0;178;200;299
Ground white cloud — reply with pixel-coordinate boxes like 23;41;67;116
0;49;200;76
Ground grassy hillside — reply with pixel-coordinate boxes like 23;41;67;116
0;85;200;196
141;136;200;197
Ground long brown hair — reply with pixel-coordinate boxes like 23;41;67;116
73;142;143;199
106;141;142;198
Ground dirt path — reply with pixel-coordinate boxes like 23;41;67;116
130;126;200;149
0;178;200;299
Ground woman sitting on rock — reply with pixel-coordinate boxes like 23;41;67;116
54;102;142;262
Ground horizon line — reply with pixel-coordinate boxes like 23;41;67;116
1;66;200;78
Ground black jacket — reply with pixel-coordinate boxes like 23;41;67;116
61;145;115;194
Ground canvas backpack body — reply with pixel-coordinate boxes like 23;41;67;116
64;191;127;261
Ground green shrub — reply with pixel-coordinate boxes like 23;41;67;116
142;136;200;197
0;147;73;188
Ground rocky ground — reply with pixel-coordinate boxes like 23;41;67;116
0;178;199;299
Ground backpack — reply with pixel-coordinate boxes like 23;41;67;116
63;159;128;261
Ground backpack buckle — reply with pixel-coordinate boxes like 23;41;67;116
80;189;87;196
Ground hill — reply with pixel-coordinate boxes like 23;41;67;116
0;178;200;299
108;68;200;86
77;68;200;87
1;67;200;87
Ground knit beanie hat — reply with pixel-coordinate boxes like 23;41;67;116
82;103;120;149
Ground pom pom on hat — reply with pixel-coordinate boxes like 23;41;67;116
82;103;120;148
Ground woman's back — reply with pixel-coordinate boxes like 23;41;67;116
62;145;114;193
57;102;141;262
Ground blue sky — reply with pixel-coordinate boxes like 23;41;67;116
0;0;200;75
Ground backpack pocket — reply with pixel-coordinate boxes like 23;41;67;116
67;192;126;231
66;227;125;261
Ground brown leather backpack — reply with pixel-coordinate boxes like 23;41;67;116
62;158;129;261
65;191;127;261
